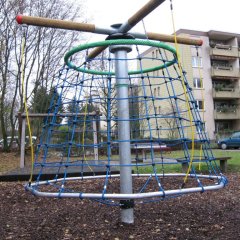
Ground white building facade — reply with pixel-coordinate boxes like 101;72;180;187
139;29;240;140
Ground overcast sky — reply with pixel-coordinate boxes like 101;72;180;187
85;0;240;41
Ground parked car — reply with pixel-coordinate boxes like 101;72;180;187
25;136;37;145
0;136;37;150
0;136;19;150
217;131;240;150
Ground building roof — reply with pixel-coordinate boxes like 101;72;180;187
176;29;240;41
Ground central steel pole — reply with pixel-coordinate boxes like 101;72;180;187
110;43;134;224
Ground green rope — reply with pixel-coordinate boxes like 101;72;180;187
64;39;177;75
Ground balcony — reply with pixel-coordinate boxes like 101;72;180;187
214;106;240;120
210;44;239;60
212;86;240;99
211;66;239;79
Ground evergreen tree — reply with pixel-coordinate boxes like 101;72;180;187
30;86;63;136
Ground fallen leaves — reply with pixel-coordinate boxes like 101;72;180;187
0;158;239;240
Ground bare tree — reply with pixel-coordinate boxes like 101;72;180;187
0;0;19;150
0;0;87;151
161;103;179;139
85;51;118;139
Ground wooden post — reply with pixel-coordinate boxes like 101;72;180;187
92;117;98;161
20;117;26;168
220;160;227;173
182;162;189;172
18;112;22;140
142;149;146;161
16;111;101;168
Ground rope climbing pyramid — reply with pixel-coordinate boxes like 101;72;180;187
17;0;228;224
26;39;227;201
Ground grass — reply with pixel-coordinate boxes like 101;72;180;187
0;149;239;175
0;152;21;174
133;149;240;174
213;149;240;172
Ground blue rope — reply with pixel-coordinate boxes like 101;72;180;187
29;42;227;204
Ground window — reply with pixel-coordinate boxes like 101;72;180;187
196;121;205;134
196;124;202;134
157;86;160;96
216;121;230;132
154;88;157;97
193;78;203;88
152;51;155;60
192;56;202;67
196;100;204;110
158;106;161;114
232;132;240;139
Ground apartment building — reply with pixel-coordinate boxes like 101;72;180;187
139;29;240;140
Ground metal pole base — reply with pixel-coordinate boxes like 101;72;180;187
120;199;134;224
121;209;134;224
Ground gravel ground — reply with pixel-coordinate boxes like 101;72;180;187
0;171;239;240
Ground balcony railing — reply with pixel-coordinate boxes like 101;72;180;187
211;66;239;78
209;44;239;59
212;87;240;99
214;107;240;120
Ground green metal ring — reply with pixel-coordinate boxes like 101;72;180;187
64;39;177;76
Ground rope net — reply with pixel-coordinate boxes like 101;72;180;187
26;39;227;204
